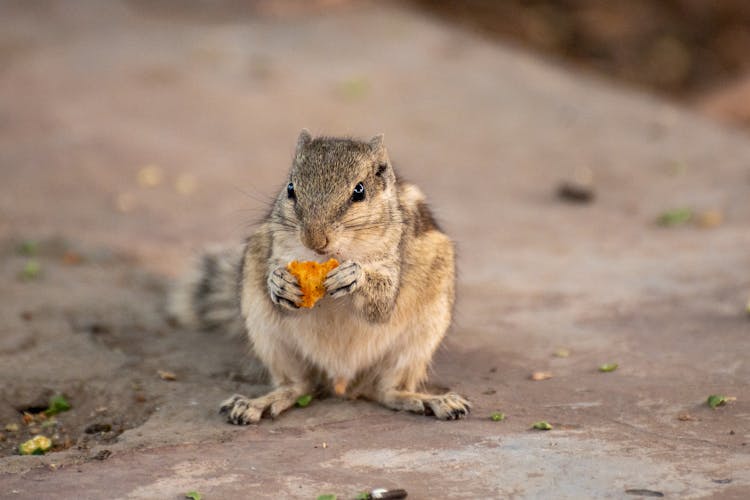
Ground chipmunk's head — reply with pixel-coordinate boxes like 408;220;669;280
273;129;399;258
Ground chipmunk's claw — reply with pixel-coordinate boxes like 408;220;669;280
219;394;261;425
325;260;364;298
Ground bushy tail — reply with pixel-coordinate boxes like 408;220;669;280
167;245;246;337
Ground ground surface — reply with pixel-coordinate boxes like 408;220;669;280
1;1;749;499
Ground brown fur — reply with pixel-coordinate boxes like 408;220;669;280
174;130;469;423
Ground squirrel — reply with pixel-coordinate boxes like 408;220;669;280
168;130;470;423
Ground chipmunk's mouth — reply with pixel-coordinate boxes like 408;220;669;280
317;248;342;260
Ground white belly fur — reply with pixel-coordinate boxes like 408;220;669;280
286;297;401;379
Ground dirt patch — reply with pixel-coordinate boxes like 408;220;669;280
0;236;261;460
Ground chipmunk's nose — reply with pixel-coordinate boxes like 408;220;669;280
301;228;329;254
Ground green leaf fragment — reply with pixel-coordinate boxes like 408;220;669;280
19;240;38;256
21;259;41;280
599;363;618;372
355;493;371;500
317;495;337;500
40;418;57;429
707;395;727;409
490;412;505;422
45;395;71;416
340;77;369;100
532;421;552;431
296;394;313;407
185;492;202;500
666;160;687;176
657;208;692;226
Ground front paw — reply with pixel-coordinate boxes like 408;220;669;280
219;394;262;425
267;267;302;310
324;260;364;298
426;392;472;421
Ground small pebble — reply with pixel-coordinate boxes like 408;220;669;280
371;488;408;499
157;370;177;381
557;166;595;203
85;423;112;434
92;449;112;461
62;251;83;265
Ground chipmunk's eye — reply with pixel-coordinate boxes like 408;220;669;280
286;182;296;200
352;182;365;202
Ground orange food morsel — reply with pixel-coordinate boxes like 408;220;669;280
287;259;339;308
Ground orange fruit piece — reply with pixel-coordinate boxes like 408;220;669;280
287;259;339;308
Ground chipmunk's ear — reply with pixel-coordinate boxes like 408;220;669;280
296;129;312;152
370;134;391;179
369;133;385;153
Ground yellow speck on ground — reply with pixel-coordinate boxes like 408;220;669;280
695;209;723;228
137;165;163;187
18;435;52;455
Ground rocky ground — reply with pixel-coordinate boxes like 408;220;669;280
0;1;748;498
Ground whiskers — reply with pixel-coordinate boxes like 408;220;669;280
339;207;403;233
268;213;299;233
230;184;279;235
233;185;277;206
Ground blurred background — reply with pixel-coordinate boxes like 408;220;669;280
2;0;749;279
415;0;750;128
115;0;750;129
1;1;749;485
3;0;749;264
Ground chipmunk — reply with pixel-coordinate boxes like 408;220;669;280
169;130;470;423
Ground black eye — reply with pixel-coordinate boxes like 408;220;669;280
352;182;365;202
287;182;296;200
